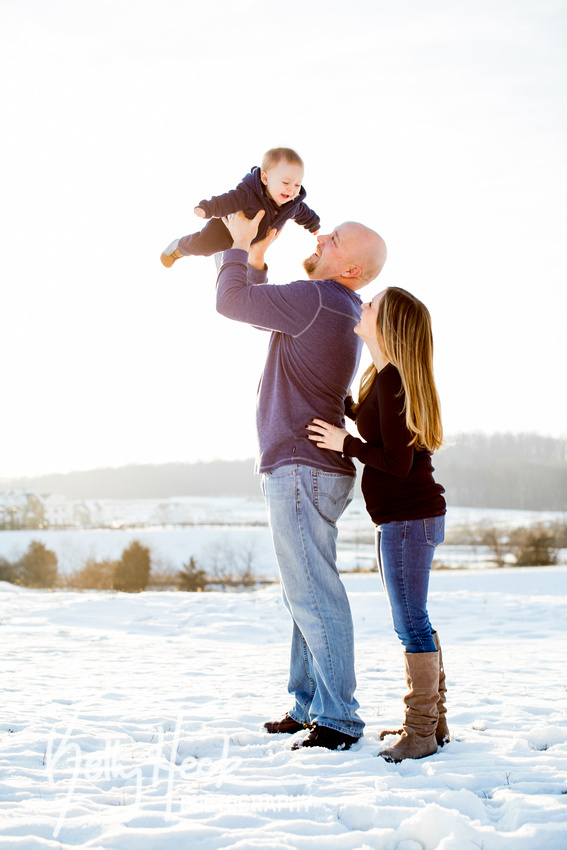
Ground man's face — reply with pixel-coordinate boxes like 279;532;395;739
303;224;354;280
261;160;304;207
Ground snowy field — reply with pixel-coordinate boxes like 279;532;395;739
0;499;565;577
1;567;566;849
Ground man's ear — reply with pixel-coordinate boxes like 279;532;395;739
260;171;268;186
342;265;362;280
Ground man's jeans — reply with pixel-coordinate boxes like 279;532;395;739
262;464;364;737
376;517;446;653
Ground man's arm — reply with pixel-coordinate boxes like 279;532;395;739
249;225;281;270
223;209;281;267
222;210;265;251
216;212;320;334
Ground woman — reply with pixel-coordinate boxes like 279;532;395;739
307;286;448;763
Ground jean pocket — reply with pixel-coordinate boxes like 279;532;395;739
265;465;296;479
424;516;445;547
311;470;354;523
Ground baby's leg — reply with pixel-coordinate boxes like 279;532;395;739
178;219;233;257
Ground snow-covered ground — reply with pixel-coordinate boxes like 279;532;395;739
1;567;566;849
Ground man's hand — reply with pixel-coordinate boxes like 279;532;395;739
248;225;281;270
194;206;206;218
222;210;265;252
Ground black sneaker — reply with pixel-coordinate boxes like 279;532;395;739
264;713;306;734
291;724;359;751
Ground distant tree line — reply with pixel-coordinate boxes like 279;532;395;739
1;523;564;590
434;432;566;510
0;539;264;591
0;541;58;588
0;460;261;500
441;521;567;568
1;433;565;511
0;540;153;591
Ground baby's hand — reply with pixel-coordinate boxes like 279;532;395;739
194;207;206;218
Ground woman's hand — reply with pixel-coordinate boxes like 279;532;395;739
307;418;348;452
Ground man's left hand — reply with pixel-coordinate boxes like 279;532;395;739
222;210;265;251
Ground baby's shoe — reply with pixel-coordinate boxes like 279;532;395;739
161;238;183;268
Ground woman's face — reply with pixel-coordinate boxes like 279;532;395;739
354;289;387;344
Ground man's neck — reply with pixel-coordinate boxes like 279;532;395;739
337;276;367;292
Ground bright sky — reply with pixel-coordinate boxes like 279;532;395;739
1;0;566;478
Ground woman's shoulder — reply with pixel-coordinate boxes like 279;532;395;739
375;363;405;416
376;362;402;390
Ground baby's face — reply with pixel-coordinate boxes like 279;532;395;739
261;160;304;206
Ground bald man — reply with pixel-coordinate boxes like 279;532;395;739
216;211;387;751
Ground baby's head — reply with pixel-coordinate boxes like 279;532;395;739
260;148;305;206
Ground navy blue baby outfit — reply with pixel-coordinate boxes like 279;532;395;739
178;166;320;257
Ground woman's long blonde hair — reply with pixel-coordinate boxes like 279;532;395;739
355;287;443;452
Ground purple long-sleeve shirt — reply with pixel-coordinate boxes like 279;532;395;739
216;248;363;475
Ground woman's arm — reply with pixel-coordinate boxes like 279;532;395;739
309;368;415;477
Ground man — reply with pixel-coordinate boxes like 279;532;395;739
216;210;387;750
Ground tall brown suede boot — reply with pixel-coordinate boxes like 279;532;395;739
432;632;450;746
380;634;450;747
379;650;439;763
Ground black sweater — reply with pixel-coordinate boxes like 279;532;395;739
343;364;446;525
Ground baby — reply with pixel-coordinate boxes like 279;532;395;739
161;147;320;267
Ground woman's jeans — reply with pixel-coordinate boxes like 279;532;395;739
376;517;446;653
262;464;364;737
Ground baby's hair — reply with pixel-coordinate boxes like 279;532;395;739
261;147;304;171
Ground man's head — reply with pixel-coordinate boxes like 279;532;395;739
260;147;304;207
302;222;387;290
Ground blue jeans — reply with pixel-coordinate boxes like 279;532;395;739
376;517;445;653
262;464;364;737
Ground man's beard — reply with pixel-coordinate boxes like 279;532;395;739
302;255;318;276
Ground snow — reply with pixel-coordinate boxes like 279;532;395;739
1;567;566;849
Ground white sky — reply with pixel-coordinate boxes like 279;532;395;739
1;0;566;478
